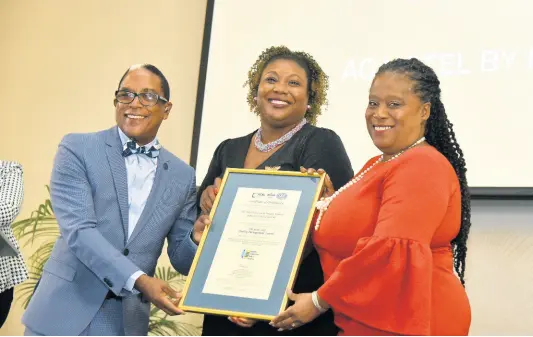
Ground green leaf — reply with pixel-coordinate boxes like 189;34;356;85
176;322;201;336
148;317;182;336
154;266;181;283
12;186;57;309
150;305;161;317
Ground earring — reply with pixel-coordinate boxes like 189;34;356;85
254;97;257;102
307;105;311;111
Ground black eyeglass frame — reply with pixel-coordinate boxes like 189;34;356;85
115;90;169;107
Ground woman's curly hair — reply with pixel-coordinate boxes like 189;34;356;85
244;45;329;125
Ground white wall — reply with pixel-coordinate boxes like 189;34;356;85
467;200;533;335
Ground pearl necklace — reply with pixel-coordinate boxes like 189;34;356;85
254;118;307;152
314;137;426;231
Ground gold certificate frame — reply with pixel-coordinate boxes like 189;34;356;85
179;168;324;320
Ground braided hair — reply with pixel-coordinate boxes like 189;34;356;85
244;45;329;125
376;58;471;286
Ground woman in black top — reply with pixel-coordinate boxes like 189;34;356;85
198;46;353;336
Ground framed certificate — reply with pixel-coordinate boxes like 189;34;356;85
179;168;324;320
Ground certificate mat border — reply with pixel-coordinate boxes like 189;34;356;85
179;168;325;320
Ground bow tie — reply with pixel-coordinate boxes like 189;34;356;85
122;139;161;158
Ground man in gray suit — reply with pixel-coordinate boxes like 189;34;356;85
22;64;208;335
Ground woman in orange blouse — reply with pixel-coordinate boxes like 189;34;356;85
271;58;472;335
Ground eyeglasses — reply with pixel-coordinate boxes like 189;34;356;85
115;90;168;107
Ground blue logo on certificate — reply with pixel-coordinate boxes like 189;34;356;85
241;249;258;260
276;192;288;200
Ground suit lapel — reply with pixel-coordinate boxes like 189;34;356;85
127;149;169;245
105;127;129;242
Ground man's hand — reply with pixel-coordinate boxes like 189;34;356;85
199;177;222;214
134;275;184;316
192;214;211;244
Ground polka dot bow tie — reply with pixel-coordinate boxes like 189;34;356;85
122;139;161;158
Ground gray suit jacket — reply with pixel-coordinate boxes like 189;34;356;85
22;127;198;335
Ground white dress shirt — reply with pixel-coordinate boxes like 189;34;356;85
118;127;157;292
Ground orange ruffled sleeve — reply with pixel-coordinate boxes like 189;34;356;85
317;153;457;335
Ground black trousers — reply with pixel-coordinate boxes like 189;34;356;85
0;287;14;328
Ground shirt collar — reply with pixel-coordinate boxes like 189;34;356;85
117;127;158;149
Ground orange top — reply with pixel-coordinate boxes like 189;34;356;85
313;145;471;336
